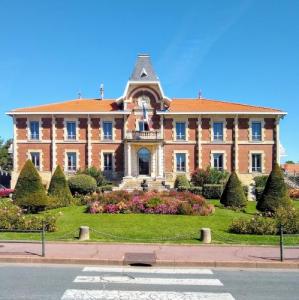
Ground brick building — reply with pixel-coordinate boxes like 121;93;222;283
7;54;286;190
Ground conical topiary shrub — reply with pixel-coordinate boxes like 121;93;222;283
220;171;247;208
48;165;73;207
14;160;48;213
256;163;292;213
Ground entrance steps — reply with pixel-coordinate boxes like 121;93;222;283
114;177;168;192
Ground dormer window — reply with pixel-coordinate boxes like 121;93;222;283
140;67;148;78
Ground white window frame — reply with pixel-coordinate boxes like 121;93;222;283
27;150;43;171
65;150;80;173
27;119;42;141
210;150;227;171
64;118;79;141
175;122;186;141
101;118;115;141
249;119;265;142
172;118;189;142
173;150;189;173
100;150;115;172
249;150;265;174
211;120;225;142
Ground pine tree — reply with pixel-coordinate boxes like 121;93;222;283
220;171;247;208
48;165;73;207
257;163;291;213
14;160;48;212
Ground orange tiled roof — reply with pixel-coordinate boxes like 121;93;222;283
12;99;119;113
9;97;284;114
168;98;283;113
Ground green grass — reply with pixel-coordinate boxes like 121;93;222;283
1;200;298;245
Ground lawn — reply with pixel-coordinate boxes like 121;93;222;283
1;200;298;245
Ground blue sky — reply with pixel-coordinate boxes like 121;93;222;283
0;0;298;161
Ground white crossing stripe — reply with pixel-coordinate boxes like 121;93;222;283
61;289;235;300
83;266;213;274
74;275;223;286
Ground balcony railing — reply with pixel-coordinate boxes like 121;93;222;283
126;130;162;140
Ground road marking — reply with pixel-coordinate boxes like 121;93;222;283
74;275;223;286
83;266;213;274
61;289;235;300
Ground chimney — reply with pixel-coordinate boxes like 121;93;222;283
99;83;104;100
198;90;202;99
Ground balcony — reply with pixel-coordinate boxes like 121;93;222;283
126;130;162;141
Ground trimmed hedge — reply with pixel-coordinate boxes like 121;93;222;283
77;167;107;186
14;160;49;213
202;184;223;199
68;174;97;195
253;175;268;188
48;165;73;208
220;171;247;208
257;163;291;213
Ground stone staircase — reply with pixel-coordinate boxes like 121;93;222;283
114;177;168;192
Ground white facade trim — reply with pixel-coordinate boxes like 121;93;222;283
249;118;265;142
100;117;115;141
27;117;43;142
248;150;265;174
197;117;202;169
27;149;43;171
173;150;189;174
64;118;79;141
172;118;189;142
64;149;80;173
100;149;116;172
211;118;226;143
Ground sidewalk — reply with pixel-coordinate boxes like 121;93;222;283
0;242;298;269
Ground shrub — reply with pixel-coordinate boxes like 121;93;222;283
255;187;264;202
275;206;299;234
174;175;190;188
253;175;268;188
0;199;57;232
243;185;249;198
229;216;277;235
14;160;49;213
48;165;73;208
257;163;292;213
68;174;97;195
77;167;107;186
191;167;229;186
97;185;113;193
202;184;223;199
220;171;247;208
188;186;203;195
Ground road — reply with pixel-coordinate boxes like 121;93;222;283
0;264;298;300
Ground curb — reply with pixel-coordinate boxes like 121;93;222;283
0;256;298;269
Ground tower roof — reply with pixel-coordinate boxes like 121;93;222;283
130;54;159;81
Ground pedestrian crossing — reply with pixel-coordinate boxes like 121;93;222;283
61;266;235;300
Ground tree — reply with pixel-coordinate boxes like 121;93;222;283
0;138;13;171
220;171;247;208
14;160;48;213
48;165;73;207
285;160;295;164
257;163;292;213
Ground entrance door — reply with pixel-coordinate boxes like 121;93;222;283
138;148;150;175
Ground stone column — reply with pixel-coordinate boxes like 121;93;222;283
197;117;202;169
87;115;92;168
158;143;164;178
234;116;239;172
275;117;280;164
160;115;164;139
51;115;57;172
127;142;132;177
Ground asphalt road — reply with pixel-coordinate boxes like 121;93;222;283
0;264;298;300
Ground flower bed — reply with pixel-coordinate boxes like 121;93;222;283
87;190;214;216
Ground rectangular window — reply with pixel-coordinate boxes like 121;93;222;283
252;153;262;172
213;122;223;141
67;152;77;172
176;153;186;172
66;121;76;140
30;121;39;140
103;153;113;171
252;121;262;141
103;121;113;140
30;152;40;170
213;153;224;171
138;121;149;131
176;122;186;140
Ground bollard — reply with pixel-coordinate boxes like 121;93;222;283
280;224;284;262
200;228;211;244
79;226;90;241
